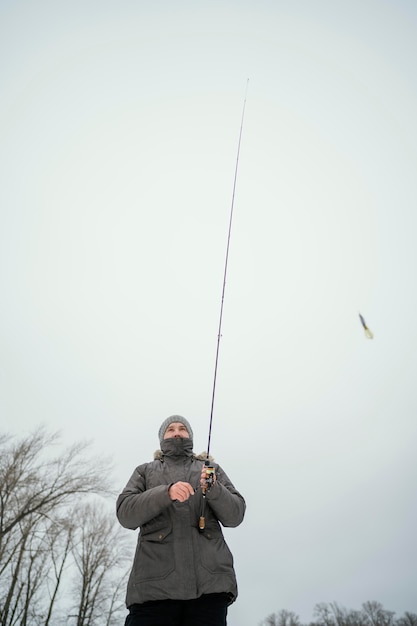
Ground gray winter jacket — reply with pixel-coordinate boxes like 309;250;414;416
116;437;245;607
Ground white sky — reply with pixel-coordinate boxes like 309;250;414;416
1;1;417;624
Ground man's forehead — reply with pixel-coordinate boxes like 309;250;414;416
166;422;188;429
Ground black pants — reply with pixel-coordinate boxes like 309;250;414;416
124;593;229;626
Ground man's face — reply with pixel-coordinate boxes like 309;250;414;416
164;422;190;439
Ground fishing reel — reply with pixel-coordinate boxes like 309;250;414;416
201;460;215;494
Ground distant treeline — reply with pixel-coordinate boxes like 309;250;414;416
260;602;417;626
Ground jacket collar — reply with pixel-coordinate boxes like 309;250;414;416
153;444;215;462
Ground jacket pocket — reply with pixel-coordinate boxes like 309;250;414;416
134;526;175;582
198;527;234;574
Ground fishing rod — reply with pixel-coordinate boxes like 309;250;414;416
199;81;249;529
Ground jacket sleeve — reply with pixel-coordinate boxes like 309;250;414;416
116;465;173;530
205;464;246;528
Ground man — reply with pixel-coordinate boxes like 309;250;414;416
116;414;245;626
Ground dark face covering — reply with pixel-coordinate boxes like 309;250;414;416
161;437;194;457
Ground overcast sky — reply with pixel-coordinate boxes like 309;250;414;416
1;1;417;624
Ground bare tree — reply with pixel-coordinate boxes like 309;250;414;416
328;602;362;626
397;614;417;626
361;602;395;626
0;427;112;626
43;517;76;626
70;501;131;626
260;609;302;626
314;603;338;626
312;602;398;626
0;428;109;545
260;614;278;626
261;604;417;626
0;517;32;625
346;609;365;626
104;567;130;626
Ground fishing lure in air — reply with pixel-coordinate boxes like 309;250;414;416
359;313;374;339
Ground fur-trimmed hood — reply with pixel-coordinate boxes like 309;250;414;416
153;449;215;462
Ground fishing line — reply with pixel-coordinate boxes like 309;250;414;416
206;80;249;459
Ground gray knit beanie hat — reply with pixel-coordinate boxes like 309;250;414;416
158;415;193;444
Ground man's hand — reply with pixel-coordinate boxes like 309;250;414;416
168;481;194;502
